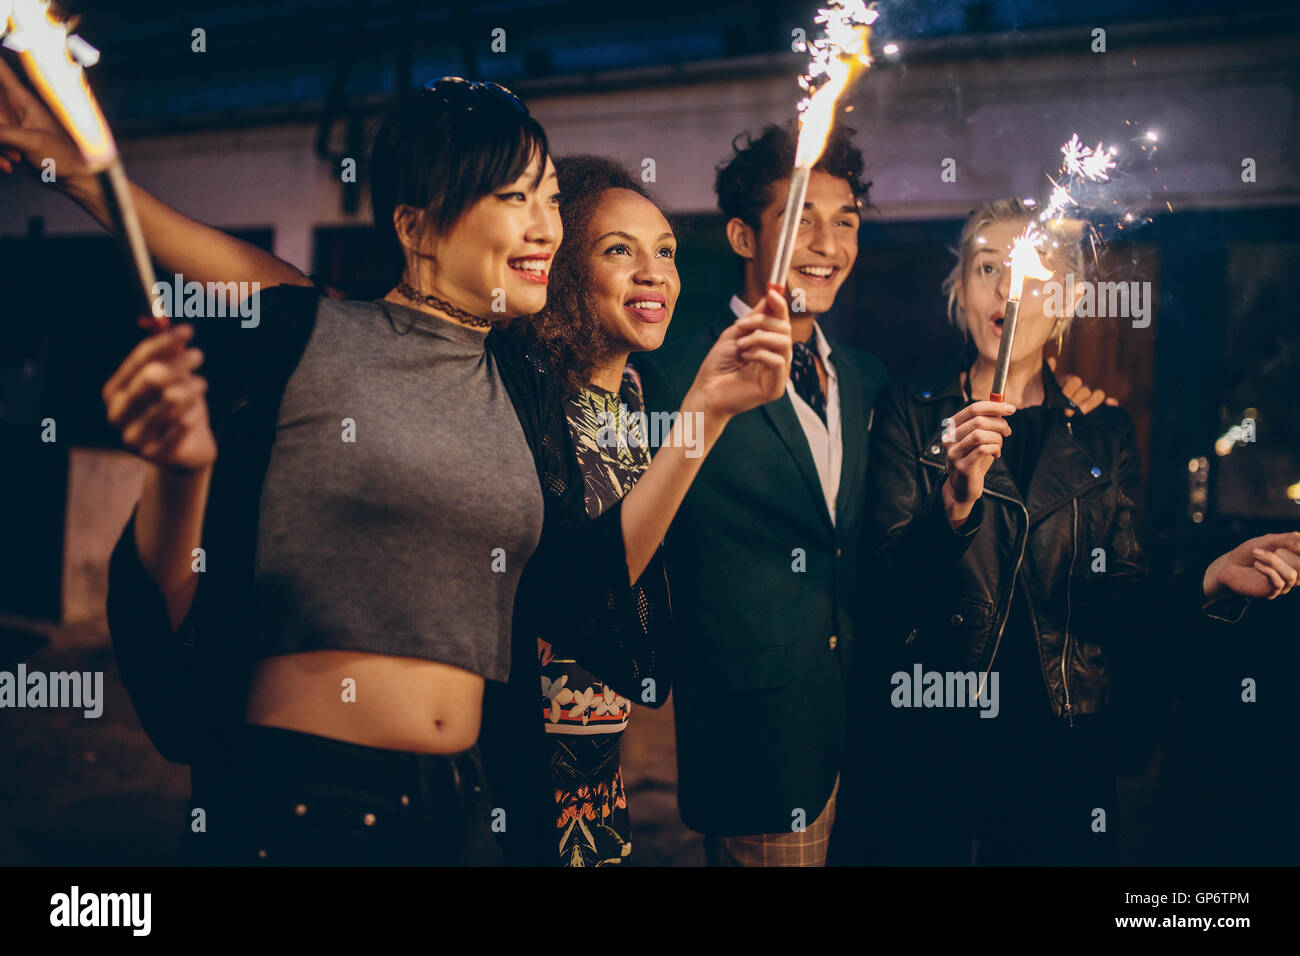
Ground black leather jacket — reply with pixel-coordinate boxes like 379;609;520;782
865;353;1247;722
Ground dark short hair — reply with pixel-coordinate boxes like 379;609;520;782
370;83;551;288
529;155;659;395
714;121;871;234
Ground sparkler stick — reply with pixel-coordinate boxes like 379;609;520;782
768;0;877;296
2;0;166;328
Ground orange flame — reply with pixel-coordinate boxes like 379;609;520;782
3;0;116;169
1007;229;1053;301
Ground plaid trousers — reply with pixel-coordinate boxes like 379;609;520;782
702;775;840;867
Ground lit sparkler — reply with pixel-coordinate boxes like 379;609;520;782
991;128;1160;400
2;0;165;326
989;227;1054;403
768;0;878;295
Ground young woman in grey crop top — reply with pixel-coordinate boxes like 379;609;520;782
90;80;793;865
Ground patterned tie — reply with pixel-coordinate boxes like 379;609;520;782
790;339;827;425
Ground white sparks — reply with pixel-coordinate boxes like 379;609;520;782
794;1;877;168
1043;178;1079;219
1081;143;1118;181
1007;227;1054;301
1061;133;1089;177
1060;134;1119;182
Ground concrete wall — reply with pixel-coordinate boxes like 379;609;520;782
2;25;1296;258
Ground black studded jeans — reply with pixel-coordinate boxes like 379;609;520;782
184;724;503;866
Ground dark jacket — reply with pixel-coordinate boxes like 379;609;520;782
865;353;1248;721
633;317;889;837
105;284;672;865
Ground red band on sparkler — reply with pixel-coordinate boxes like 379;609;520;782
137;314;170;333
989;391;1005;403
766;281;787;296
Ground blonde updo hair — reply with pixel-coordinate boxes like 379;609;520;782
941;197;1086;344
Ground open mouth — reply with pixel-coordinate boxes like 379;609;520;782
624;295;667;323
508;256;549;285
794;265;838;284
992;312;1005;333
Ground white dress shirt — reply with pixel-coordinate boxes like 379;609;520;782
730;294;842;525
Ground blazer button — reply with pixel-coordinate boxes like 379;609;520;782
930;444;941;455
836;547;843;557
828;635;838;650
951;613;964;625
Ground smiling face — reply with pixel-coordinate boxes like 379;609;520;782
958;218;1061;366
407;149;562;320
583;187;680;354
747;169;860;316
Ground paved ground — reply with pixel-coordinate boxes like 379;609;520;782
4;621;1296;867
0;622;704;866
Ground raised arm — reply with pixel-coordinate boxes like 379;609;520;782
617;288;792;581
0;57;310;292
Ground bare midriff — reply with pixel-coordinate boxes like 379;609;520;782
245;650;484;754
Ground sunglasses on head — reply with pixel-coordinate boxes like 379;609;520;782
422;76;528;114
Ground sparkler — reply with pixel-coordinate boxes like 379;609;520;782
2;0;165;327
989;228;1053;403
991;132;1137;401
768;0;878;296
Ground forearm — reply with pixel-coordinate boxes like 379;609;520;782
1080;563;1247;646
618;387;728;582
62;175;311;291
133;463;213;633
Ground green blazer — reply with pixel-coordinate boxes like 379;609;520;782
633;315;889;837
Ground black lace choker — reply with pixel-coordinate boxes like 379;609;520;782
396;282;493;329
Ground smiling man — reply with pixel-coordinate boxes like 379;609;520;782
634;123;887;866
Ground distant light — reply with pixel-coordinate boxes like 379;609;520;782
1188;458;1200;473
1215;422;1255;456
883;42;900;57
1288;481;1300;502
1146;130;1158;141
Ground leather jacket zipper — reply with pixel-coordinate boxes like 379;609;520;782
1061;496;1078;727
919;456;1028;698
977;487;1030;695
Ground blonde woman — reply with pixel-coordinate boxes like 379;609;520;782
866;198;1300;865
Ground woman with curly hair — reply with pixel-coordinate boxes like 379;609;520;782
522;155;681;865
